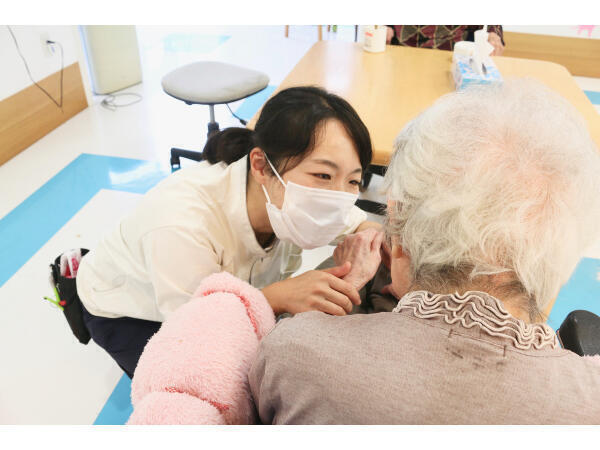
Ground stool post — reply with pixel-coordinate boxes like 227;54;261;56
207;104;219;138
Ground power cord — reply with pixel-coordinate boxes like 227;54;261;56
6;25;64;111
100;92;143;111
226;103;247;125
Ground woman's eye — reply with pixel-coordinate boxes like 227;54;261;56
313;173;331;180
350;180;361;186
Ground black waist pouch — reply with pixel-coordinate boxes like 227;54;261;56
50;248;91;345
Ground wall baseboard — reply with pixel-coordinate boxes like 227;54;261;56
0;62;88;166
503;32;600;78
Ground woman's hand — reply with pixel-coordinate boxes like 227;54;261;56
333;229;384;290
262;262;361;316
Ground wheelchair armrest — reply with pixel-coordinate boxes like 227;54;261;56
557;310;600;357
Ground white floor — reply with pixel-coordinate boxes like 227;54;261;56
1;25;599;424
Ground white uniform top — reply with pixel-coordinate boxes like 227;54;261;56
76;156;367;322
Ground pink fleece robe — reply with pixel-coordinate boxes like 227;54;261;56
127;272;276;425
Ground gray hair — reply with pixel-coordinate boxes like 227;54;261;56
383;78;600;314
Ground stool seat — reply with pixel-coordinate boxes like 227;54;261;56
161;61;269;105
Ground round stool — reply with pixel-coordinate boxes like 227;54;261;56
161;61;269;170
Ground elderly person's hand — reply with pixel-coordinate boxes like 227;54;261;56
488;32;504;56
333;228;384;290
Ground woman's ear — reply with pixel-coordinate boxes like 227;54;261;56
249;147;269;184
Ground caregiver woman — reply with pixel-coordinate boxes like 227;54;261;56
76;86;382;377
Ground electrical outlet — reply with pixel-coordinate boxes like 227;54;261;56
40;32;55;57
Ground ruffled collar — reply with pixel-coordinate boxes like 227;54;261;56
394;290;558;350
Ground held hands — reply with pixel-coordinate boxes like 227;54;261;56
333;228;384;290
262;262;361;317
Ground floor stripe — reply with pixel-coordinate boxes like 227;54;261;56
94;374;134;425
584;90;600;105
0;153;168;288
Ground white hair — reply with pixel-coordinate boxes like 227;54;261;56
383;78;600;313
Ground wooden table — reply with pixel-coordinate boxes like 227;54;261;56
249;40;600;167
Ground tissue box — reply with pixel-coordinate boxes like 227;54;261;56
453;56;502;90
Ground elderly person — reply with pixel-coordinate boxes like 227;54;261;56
248;79;600;424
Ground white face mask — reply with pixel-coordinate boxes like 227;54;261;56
260;155;359;249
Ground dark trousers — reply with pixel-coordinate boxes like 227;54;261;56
81;305;161;379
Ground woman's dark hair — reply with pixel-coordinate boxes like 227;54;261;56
202;86;372;173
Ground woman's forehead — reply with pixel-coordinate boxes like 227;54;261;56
306;120;361;168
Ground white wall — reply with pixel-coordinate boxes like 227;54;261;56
0;25;92;103
504;25;600;39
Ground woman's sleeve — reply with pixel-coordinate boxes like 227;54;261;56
141;227;221;320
